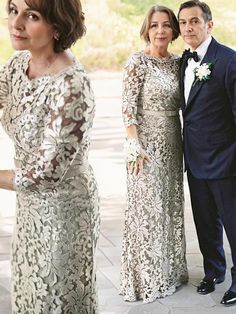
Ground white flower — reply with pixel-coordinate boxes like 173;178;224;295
124;138;141;163
195;63;211;79
193;62;213;85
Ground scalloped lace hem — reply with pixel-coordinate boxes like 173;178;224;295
119;279;188;304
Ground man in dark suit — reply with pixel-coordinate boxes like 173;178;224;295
178;0;236;307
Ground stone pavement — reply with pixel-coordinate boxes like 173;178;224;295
0;71;234;313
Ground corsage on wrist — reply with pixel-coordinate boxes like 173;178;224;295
124;138;141;166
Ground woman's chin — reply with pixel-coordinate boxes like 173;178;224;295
11;42;28;51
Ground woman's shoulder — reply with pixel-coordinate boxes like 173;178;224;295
51;60;92;96
168;53;181;67
55;60;90;83
124;51;147;69
170;53;180;61
128;51;146;61
9;50;29;65
2;50;29;72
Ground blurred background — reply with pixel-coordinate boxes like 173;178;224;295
1;0;236;70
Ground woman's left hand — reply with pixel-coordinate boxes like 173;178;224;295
128;148;152;176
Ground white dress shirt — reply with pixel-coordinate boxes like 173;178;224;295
184;36;212;103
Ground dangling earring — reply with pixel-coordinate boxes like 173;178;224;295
54;32;60;41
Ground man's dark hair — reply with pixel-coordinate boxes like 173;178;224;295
178;0;212;22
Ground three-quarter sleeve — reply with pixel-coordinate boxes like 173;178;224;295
14;71;95;192
122;53;146;127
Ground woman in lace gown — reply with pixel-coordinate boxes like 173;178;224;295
0;0;99;313
120;5;188;303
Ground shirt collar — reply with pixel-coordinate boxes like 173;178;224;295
193;36;212;61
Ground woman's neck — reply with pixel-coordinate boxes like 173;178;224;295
149;46;170;58
29;51;58;67
27;51;59;79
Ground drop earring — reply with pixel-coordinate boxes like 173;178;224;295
54;33;60;41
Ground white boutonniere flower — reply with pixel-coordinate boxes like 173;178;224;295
193;63;213;86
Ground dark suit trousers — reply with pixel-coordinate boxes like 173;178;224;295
187;171;236;290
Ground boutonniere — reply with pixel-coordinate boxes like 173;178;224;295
193;62;213;86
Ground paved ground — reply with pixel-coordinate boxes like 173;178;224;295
0;71;235;313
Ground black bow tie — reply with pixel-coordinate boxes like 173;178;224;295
182;49;199;62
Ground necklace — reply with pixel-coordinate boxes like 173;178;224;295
28;53;59;79
150;51;170;59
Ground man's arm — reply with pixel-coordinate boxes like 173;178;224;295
225;54;236;124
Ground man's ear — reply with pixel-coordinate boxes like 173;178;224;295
207;20;213;34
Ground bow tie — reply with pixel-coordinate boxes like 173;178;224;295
182;49;199;62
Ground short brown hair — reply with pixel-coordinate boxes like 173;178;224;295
140;5;180;43
178;0;212;22
8;0;86;53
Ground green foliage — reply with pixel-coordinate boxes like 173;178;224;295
119;0;177;16
117;0;155;20
110;0;178;23
1;0;236;70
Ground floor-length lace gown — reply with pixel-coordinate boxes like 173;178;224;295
0;51;100;314
120;52;188;303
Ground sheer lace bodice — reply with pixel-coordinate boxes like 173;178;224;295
0;51;100;314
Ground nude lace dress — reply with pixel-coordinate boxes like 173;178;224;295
0;51;100;314
120;52;188;303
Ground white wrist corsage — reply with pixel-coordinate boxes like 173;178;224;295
193;62;213;86
124;138;141;165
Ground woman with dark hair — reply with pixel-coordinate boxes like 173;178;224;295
120;5;188;303
0;0;100;312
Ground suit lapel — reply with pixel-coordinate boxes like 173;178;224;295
186;70;206;106
184;38;219;110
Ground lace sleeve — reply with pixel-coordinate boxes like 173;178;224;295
14;70;95;192
0;63;9;110
122;53;146;127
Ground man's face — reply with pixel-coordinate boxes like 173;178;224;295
178;6;213;50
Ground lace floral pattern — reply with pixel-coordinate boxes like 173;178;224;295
120;52;188;303
0;51;100;314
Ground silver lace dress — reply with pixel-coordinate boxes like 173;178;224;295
0;51;100;314
120;52;188;303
